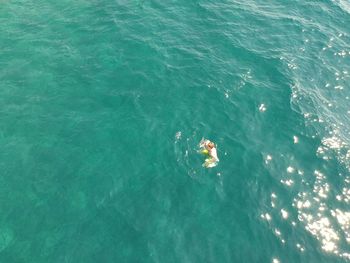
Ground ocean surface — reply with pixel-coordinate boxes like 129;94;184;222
0;0;350;262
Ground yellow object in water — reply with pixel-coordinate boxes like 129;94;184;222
201;149;209;156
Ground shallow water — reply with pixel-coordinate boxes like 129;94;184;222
0;0;350;262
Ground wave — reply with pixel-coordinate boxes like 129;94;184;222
332;0;350;14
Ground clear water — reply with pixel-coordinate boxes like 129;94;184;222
0;1;350;262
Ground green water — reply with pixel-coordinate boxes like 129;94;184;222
1;1;350;262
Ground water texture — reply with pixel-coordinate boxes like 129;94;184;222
0;0;350;262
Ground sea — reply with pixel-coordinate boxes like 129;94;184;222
0;0;350;262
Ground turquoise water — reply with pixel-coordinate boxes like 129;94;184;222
1;0;350;262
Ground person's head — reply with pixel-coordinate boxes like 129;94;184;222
208;142;215;149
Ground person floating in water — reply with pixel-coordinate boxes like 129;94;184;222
199;139;219;168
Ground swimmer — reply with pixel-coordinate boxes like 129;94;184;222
204;141;219;162
199;139;219;167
